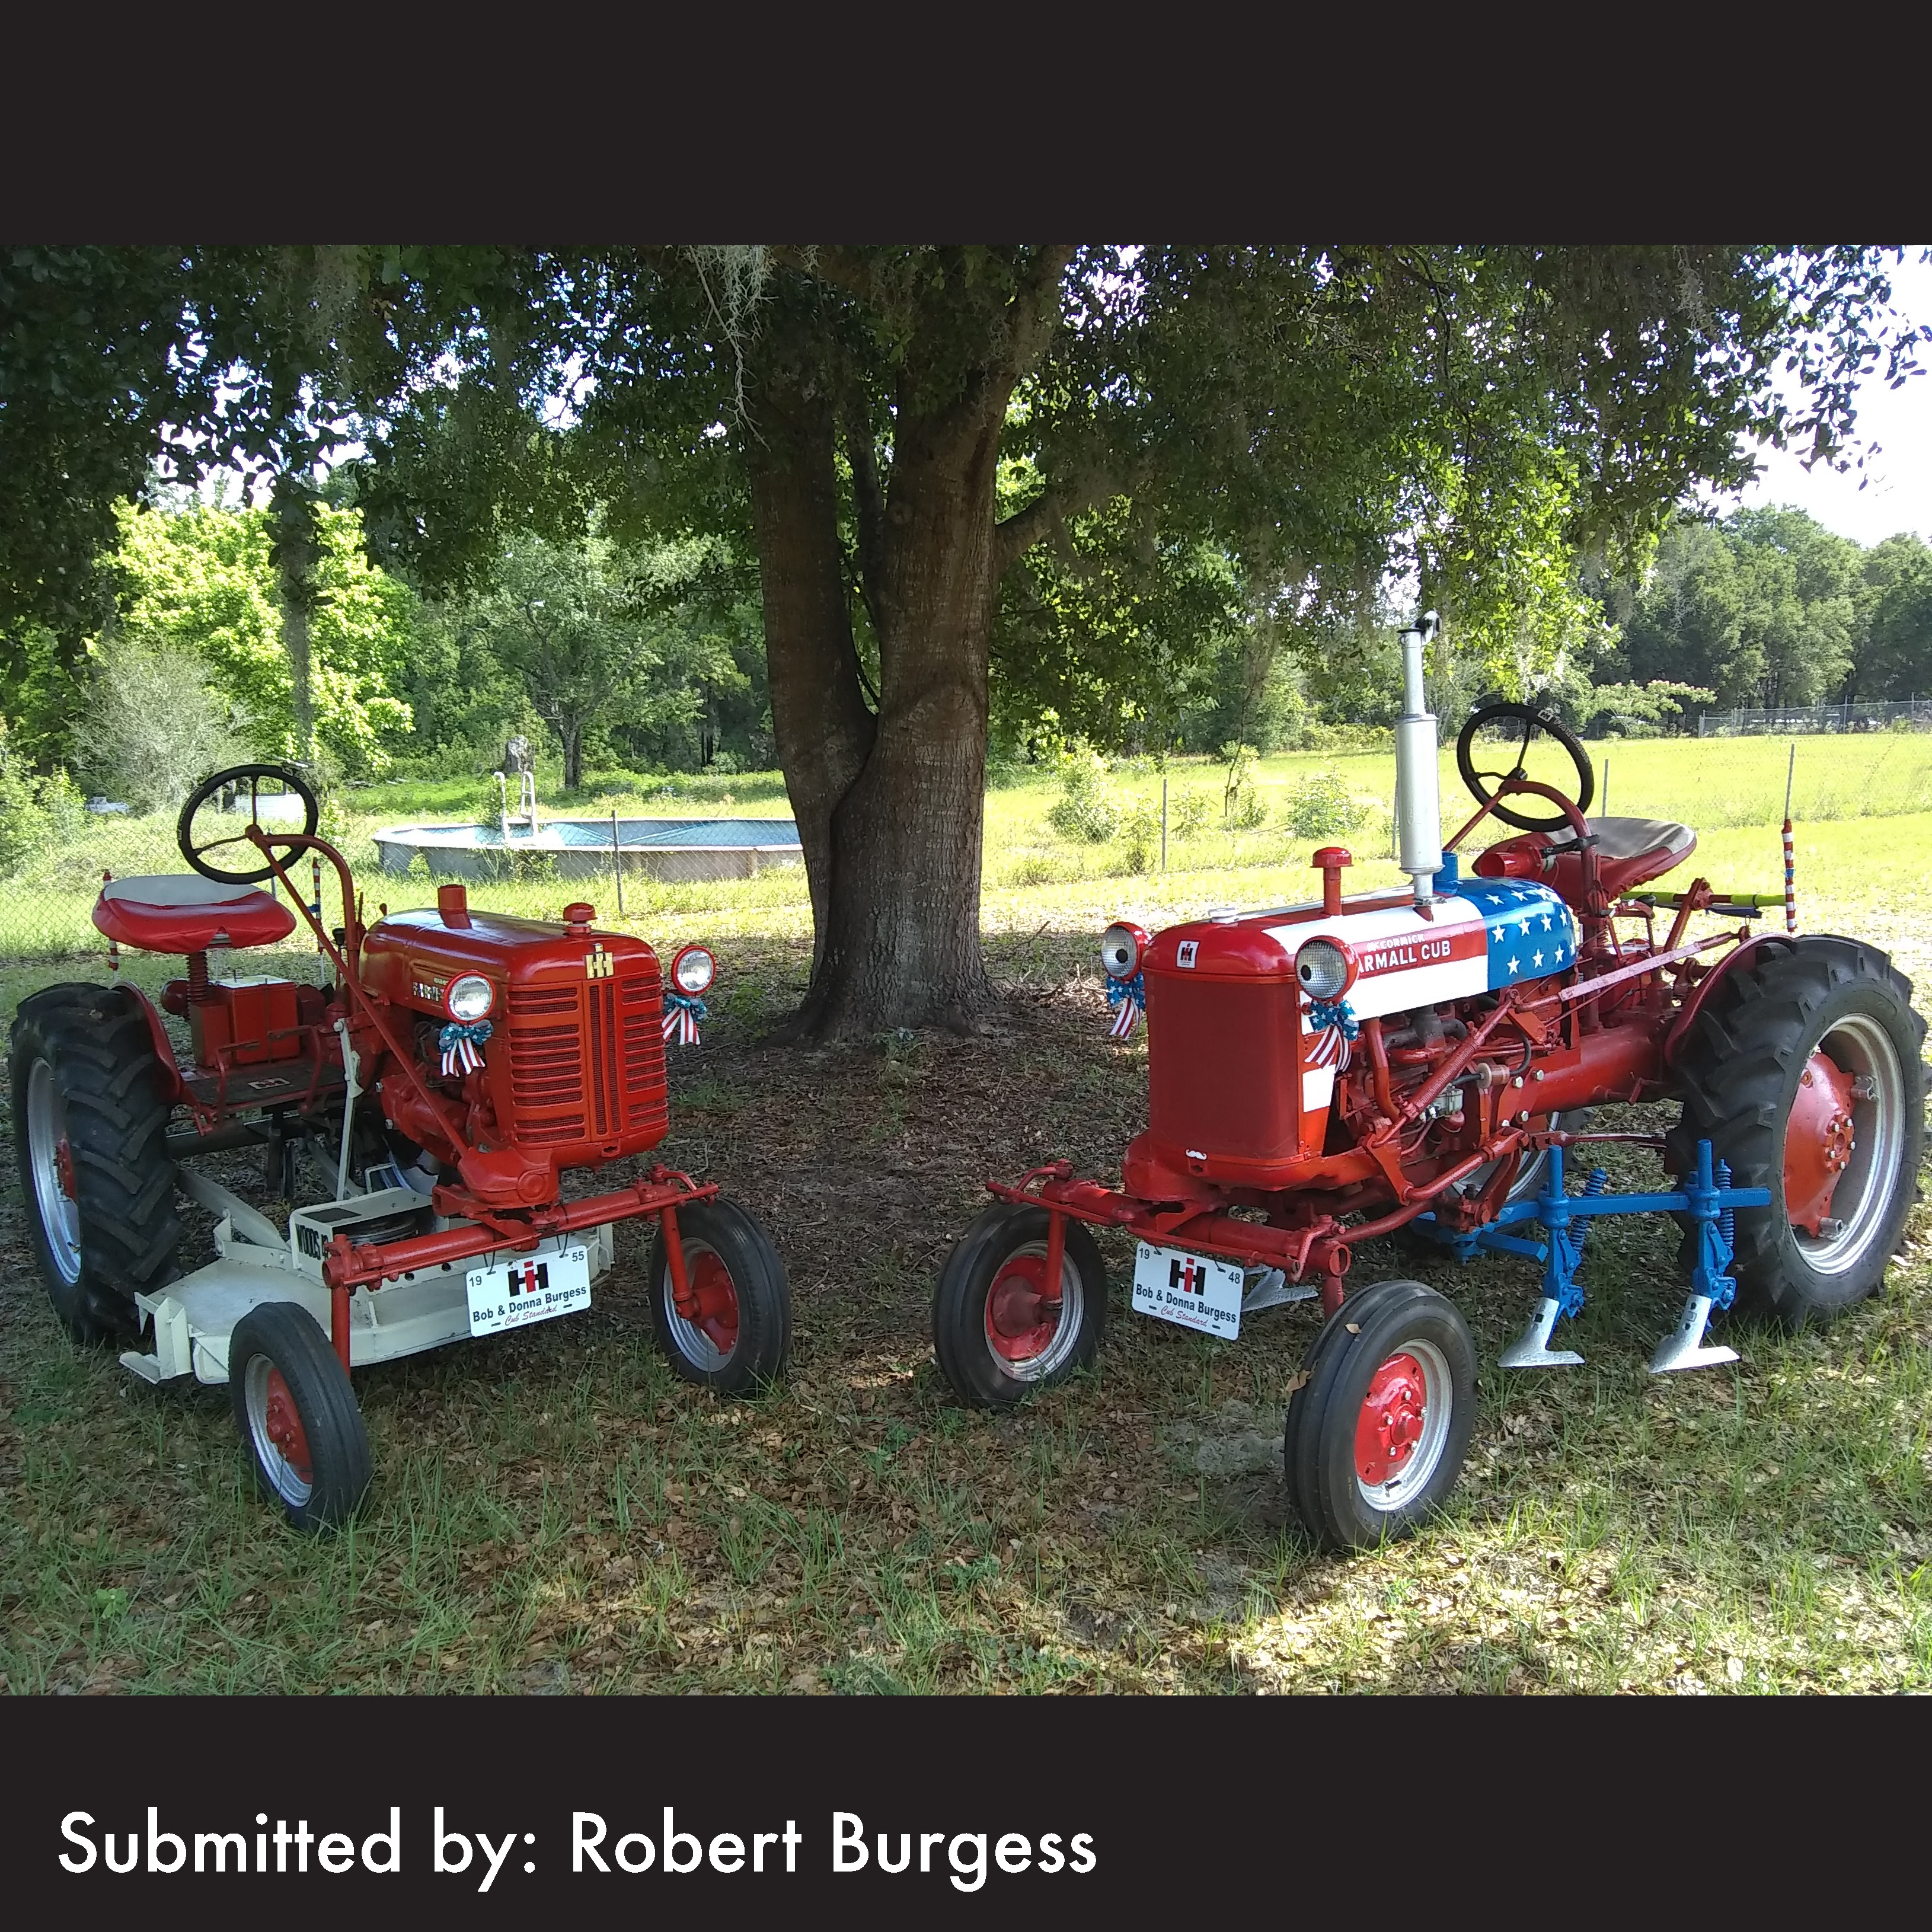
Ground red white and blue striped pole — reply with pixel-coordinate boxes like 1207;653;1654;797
1783;740;1797;934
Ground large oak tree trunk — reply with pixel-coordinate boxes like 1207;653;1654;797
271;473;318;762
742;343;876;986
736;250;1069;1039
746;362;1008;1034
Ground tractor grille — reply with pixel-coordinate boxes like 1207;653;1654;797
504;971;669;1152
1144;972;1301;1163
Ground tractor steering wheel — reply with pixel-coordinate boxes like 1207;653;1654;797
177;764;320;885
1455;702;1595;834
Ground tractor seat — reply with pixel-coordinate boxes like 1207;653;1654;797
1546;816;1697;896
92;874;298;954
1474;816;1696;902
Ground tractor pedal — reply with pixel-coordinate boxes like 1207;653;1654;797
1242;1267;1317;1314
1497;1295;1584;1369
1647;1292;1740;1374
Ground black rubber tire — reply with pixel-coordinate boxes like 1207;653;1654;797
9;983;181;1344
227;1301;372;1532
1283;1282;1412;1535
932;1202;1108;1409
1283;1279;1477;1552
1455;700;1595;832
1668;934;1926;1329
646;1198;791;1394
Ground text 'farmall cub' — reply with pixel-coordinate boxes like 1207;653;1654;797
933;617;1925;1551
11;764;790;1531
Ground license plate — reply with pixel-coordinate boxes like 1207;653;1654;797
1131;1241;1245;1342
466;1244;591;1337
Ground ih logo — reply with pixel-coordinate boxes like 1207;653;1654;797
1169;1256;1203;1295
510;1260;551;1297
585;944;614;979
1177;941;1199;969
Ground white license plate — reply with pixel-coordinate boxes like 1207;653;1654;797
1131;1241;1245;1342
466;1244;592;1337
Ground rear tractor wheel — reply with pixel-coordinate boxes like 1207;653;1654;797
1669;935;1925;1328
647;1199;791;1394
9;983;181;1345
931;1202;1108;1409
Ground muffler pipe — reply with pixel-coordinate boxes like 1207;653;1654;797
1394;610;1442;908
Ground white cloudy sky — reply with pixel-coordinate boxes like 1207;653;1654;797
1723;247;1932;545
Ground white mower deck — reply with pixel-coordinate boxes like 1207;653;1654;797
120;1178;617;1387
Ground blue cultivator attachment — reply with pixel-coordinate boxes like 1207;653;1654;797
1410;1139;1771;1374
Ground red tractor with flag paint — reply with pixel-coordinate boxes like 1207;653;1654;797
10;764;790;1531
932;616;1926;1550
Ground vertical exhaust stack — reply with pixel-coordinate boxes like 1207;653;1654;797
1394;611;1442;909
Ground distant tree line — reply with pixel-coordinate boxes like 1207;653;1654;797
0;491;771;805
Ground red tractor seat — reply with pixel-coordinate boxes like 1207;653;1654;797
93;875;298;954
1476;816;1696;903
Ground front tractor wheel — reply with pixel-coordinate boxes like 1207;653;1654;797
1284;1279;1477;1552
1670;935;1926;1328
647;1199;791;1395
227;1302;372;1532
931;1203;1107;1409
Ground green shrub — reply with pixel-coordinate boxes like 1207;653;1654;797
1047;750;1117;842
0;724;87;879
1119;803;1161;873
1280;769;1366;840
1169;788;1211;839
1219;742;1264;827
75;631;253;813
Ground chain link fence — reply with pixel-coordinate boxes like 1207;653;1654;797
1695;698;1932;737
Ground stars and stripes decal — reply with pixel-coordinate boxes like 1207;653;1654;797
1453;879;1579;990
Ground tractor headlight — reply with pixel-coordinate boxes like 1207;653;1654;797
446;973;495;1021
1101;921;1148;981
670;944;716;995
1296;938;1352;1001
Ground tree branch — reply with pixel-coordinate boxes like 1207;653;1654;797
1001;244;1076;377
842;385;889;638
992;464;1120;578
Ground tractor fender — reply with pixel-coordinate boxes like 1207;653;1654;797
120;982;186;1103
1660;932;1799;1071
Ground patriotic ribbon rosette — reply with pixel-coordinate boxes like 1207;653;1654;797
1106;970;1146;1041
1305;995;1358;1069
439;1019;493;1077
662;991;705;1046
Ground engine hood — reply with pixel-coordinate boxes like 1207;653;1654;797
1146;879;1576;1021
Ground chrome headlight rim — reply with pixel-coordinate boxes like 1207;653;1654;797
1101;921;1148;981
1295;937;1354;1001
670;943;716;996
445;972;496;1022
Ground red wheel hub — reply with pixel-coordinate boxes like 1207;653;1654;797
984;1253;1062;1363
1355;1352;1428;1487
263;1367;313;1484
1785;1050;1858;1236
55;1136;76;1200
690;1250;740;1357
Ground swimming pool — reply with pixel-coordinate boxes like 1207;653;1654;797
372;817;804;884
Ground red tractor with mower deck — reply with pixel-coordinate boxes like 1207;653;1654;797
11;764;790;1530
933;616;1927;1550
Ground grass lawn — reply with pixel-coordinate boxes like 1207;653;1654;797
2;734;1930;1694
